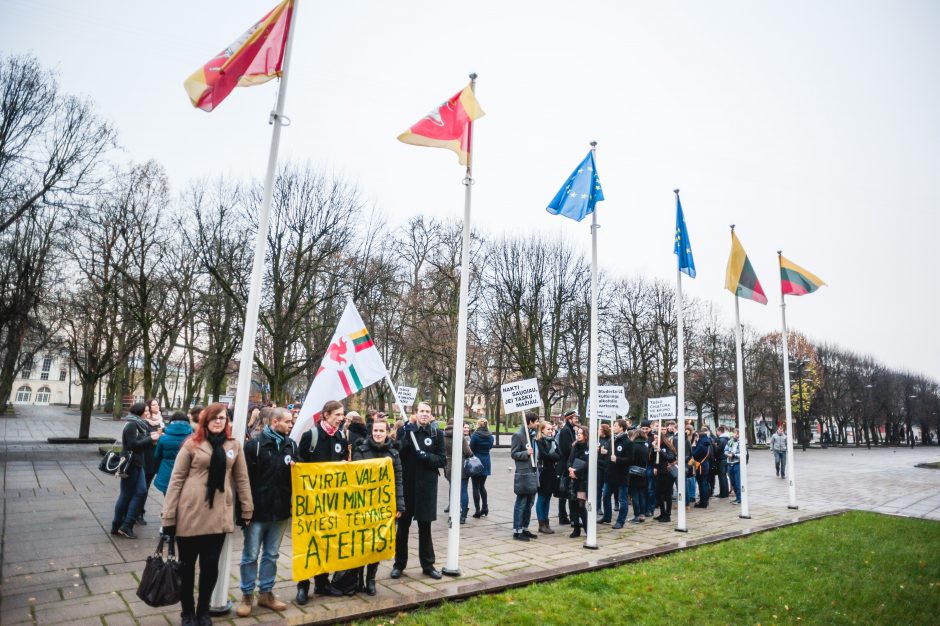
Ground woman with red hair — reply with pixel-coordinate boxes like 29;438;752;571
161;403;253;626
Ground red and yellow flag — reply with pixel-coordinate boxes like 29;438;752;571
184;0;294;112
397;83;485;165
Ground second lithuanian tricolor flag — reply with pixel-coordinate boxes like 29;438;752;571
725;228;767;304
398;83;485;166
779;255;825;296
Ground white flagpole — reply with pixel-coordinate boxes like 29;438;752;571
731;232;751;519
585;140;600;550
209;1;299;613
675;189;687;533
443;72;477;577
779;251;799;509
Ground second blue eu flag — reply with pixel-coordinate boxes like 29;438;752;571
546;151;604;222
674;192;696;278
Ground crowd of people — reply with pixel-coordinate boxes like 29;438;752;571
110;399;773;626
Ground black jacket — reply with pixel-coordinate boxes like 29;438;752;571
567;441;589;494
607;432;631;486
556;421;577;475
122;419;155;472
244;429;297;522
346;422;369;452
352;437;406;513
396;423;447;521
299;422;348;463
630;435;651;468
536;437;560;495
597;435;611;478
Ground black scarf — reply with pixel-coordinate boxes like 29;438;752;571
205;433;228;507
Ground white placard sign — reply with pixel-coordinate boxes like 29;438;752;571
396;386;417;407
501;378;542;413
647;396;677;421
591;385;628;418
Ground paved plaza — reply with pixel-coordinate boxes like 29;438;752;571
2;405;939;625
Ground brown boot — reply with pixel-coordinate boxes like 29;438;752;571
236;593;253;617
538;520;555;534
257;591;287;612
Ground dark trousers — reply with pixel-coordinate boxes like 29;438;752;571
112;465;147;529
471;475;488;513
656;472;675;518
568;497;587;529
717;459;729;497
394;511;434;570
296;573;331;595
558;489;569;521
176;533;226;615
139;471;155;518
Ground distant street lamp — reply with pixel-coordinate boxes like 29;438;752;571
864;383;874;450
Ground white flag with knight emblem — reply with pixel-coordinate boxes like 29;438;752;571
289;298;389;443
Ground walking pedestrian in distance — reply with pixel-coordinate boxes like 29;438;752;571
555;410;579;526
534;420;560;534
510;411;540;541
352;419;404;595
771;425;788;478
295;400;349;603
161;403;254;626
391;402;446;580
566;426;590;538
111;402;160;539
236;408;296;617
153;411;193;495
469;417;494;519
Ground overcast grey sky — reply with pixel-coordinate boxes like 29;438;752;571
3;0;939;381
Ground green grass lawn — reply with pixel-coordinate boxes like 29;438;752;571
354;511;939;626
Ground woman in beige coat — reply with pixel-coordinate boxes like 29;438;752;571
161;403;253;626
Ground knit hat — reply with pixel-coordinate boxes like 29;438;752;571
640;420;652;428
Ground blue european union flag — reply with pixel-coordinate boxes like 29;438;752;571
674;193;696;278
546;151;604;222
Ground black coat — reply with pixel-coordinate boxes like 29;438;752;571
298;422;348;463
630;435;651;468
396;423;446;521
597;435;612;479
536;437;560;494
122;419;156;472
346;422;369;452
567;441;589;494
556;421;577;475
352;437;406;513
607;432;631;486
244;430;297;522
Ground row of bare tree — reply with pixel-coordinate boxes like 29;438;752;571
3;53;938;444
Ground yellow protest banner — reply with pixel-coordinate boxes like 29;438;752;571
291;458;396;580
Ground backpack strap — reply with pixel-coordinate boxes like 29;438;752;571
308;425;319;454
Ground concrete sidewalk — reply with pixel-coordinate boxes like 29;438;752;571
2;405;939;625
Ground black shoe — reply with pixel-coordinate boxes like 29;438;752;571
422;568;442;580
569;526;581;538
117;525;137;539
694;503;708;508
365;578;376;596
598;518;611;524
558;516;571;526
472;511;482;519
110;522;120;536
522;530;538;539
480;507;488;517
136;516;148;525
295;582;309;605
513;532;530;542
315;584;344;597
196;612;212;626
444;506;450;513
656;516;671;523
180;612;197;626
390;567;402;579
612;522;624;529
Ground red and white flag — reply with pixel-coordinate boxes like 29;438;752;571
289;299;388;443
397;83;485;165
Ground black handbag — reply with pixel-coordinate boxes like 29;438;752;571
99;447;133;478
513;468;539;495
555;474;571;499
464;456;484;477
136;534;181;607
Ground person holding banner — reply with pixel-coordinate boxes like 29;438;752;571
352;419;405;595
510;412;541;541
391;402;446;580
295;400;349;604
534;421;560;534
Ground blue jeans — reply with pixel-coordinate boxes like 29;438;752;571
112;465;147;528
240;518;289;594
513;493;536;531
630;477;647;519
460;475;470;516
728;462;741;501
645;467;657;515
535;491;552;521
613;484;630;525
686;474;697;504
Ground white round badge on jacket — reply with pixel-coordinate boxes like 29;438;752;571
424;437;432;447
334;442;343;454
226;449;235;459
